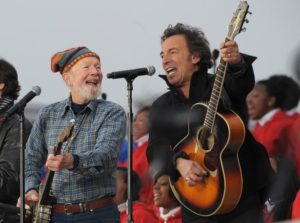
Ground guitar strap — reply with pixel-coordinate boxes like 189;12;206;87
221;88;232;110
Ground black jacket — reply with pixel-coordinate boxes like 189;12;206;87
147;55;273;204
0;113;32;205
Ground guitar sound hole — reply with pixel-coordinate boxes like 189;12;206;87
197;127;212;151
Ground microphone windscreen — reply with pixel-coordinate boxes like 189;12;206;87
32;86;41;95
147;66;156;76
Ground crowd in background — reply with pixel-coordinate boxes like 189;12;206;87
246;74;300;221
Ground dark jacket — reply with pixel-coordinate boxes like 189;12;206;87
146;55;273;214
0;113;32;204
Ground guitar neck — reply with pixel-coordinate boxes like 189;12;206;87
204;55;228;131
39;142;63;205
39;171;55;204
203;0;249;131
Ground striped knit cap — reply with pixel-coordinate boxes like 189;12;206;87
51;46;100;74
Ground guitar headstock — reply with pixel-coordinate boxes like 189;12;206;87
54;119;75;155
227;1;250;40
57;121;75;144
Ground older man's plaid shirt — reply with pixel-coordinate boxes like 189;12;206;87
25;98;127;203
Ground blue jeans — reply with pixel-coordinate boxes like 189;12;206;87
52;204;120;223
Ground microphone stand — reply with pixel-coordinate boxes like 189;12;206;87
125;76;136;223
17;109;26;223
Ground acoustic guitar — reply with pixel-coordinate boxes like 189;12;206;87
169;1;250;217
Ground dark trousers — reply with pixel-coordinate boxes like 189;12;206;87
181;195;264;223
52;204;120;223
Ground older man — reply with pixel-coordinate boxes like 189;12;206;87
20;47;127;223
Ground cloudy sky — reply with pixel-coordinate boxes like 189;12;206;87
1;0;300;113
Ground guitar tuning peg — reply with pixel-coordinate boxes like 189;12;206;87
247;11;252;15
241;27;247;32
245;19;249;23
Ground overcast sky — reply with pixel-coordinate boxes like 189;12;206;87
1;0;300;113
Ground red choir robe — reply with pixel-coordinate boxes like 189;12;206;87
288;114;300;178
152;205;182;223
120;134;154;204
251;109;295;159
292;190;300;220
119;201;158;223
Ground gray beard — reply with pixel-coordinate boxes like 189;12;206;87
73;85;102;101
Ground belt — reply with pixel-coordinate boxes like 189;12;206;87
52;197;114;215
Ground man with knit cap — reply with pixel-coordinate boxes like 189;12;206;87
19;46;127;222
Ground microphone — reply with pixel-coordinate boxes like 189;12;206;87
212;49;219;60
4;86;41;119
107;65;156;79
101;92;107;100
212;49;220;74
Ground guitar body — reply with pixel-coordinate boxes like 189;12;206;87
170;102;245;216
25;185;54;223
32;176;56;223
33;203;52;223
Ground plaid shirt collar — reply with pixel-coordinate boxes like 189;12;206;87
59;96;101;118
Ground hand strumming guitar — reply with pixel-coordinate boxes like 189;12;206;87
16;189;39;208
176;158;208;186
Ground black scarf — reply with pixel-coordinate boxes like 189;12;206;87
0;97;14;116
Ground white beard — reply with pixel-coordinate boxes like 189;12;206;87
72;84;102;101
